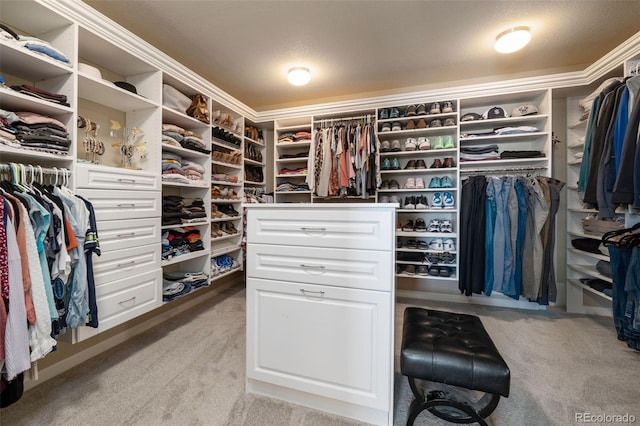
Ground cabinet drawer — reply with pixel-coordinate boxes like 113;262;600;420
247;244;392;292
95;218;161;253
93;244;160;286
77;189;161;221
93;268;161;333
246;277;392;411
76;164;159;191
247;207;394;251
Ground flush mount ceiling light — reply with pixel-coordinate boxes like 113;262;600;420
494;26;531;54
287;67;311;86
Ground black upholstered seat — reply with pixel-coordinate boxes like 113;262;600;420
400;307;510;425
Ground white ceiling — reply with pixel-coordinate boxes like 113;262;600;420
83;0;640;112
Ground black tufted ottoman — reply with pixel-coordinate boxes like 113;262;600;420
400;307;510;426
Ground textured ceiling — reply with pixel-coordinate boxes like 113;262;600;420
83;0;640;112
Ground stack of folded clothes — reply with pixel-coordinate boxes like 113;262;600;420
162;195;207;225
10;85;70;106
579;278;612;297
460;144;499;162
278;131;312;144
162;151;190;184
182;159;205;183
2;110;71;155
161;227;204;260
162;271;209;301
499;150;545;159
1;25;72;66
162;123;210;154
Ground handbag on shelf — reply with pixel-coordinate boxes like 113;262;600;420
187;93;210;124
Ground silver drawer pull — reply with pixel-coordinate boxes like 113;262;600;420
300;264;325;270
117;260;135;268
118;296;136;305
300;289;325;296
118;178;136;183
300;227;326;232
117;203;136;208
116;232;136;238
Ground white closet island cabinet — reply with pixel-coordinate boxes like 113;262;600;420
245;204;396;426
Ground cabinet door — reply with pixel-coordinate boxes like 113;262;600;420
95;217;161;253
247;243;392;292
246;278;392;411
77;189;161;221
247;207;394;251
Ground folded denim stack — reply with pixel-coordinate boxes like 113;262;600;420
162;271;209;301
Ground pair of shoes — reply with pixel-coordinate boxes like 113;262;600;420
405;138;417;151
415;195;428;209
442;101;454;113
404;178;415;189
428;177;442;189
399;217;426;232
417;137;430;150
430;135;456;150
428;238;456;251
428;265;452;277
380;180;390;190
392;121;402;131
444;117;456;126
430;102;441;114
431;192;455;209
382;157;400;170
429;176;454;189
404;159;425;170
404;160;416;170
389;179;400;189
429;119;442;128
430;158;443;168
443;157;456;167
415;159;426;169
427;219;454;233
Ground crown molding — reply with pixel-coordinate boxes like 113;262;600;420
42;1;640;125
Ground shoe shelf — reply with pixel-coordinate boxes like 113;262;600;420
210;232;241;243
211;159;242;170
244;158;264;167
567;248;609;262
245;179;266;186
380;169;456;175
162;221;209;230
276;156;310;163
161;143;210;159
211;216;240;223
396;231;458;238
162;250;209;267
380;148;458;157
276;190;312;194
211;198;242;204
211;243;242;258
567;278;612;302
212;137;242;151
396;272;458;281
568;264;612;283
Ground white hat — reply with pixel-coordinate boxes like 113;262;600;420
511;104;539;117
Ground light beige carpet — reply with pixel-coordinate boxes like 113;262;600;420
2;284;638;426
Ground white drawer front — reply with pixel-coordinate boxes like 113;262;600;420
92;244;160;286
76;164;159;191
95;218;161;253
247;244;392;292
247;278;392;411
247;208;394;251
94;268;162;333
77;189;161;221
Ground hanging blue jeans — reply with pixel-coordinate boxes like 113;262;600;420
484;180;497;296
512;178;529;299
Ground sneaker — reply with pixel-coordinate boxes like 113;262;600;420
389;195;402;204
404;177;416;189
429;238;443;250
429;119;442;128
443;238;455;251
440;176;454;188
443;157;456;168
405;120;416;130
418;265;429;275
405;264;416;275
381;123;391;132
404;138;417;151
380;140;391;152
415;195;428;209
389;179;400;189
431;136;444;149
444;117;456;127
440;219;453;233
417;137;431;150
427;219;441;232
430;158;443;168
405;104;417;116
404;159;417;170
382;157;391;170
416;103;427;115
390;107;400;119
426;253;441;264
428;266;440;276
443;192;455;209
416;118;427;128
391;139;401;151
392;121;402;132
379;195;390;203
414;218;427;232
380;180;390;190
432;192;443;209
442;101;454;113
405;239;417;249
404;196;415;209
391;158;401;170
415;159;427;169
415;177;425;189
428;177;442;189
401;219;414;231
379;108;389;119
430;102;441;114
442;135;455;149
439;266;452;277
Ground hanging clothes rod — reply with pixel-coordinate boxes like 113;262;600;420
314;114;372;124
460;165;548;174
0;163;71;175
